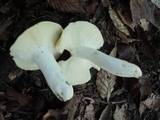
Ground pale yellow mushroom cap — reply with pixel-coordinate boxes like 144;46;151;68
10;21;63;70
56;21;104;85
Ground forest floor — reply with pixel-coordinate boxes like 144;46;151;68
0;0;160;120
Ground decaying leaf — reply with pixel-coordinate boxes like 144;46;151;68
47;0;98;15
114;28;138;43
135;25;156;59
117;43;137;61
83;98;95;120
63;94;82;120
8;68;23;80
139;77;152;102
139;93;160;115
43;109;61;120
96;47;117;100
108;7;130;36
139;19;149;31
151;0;160;9
130;0;160;29
116;3;133;30
99;104;112;120
113;104;127;120
6;87;32;106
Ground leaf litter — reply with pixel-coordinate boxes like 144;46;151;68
0;0;160;119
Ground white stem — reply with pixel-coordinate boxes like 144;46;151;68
32;47;73;101
76;46;142;78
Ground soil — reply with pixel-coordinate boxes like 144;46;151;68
0;0;160;120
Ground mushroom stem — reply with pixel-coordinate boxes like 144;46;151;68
32;47;73;101
76;46;142;78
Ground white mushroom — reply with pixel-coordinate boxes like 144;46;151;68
55;21;142;85
10;21;73;101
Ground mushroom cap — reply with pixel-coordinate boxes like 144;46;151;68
56;21;104;54
56;21;104;85
10;21;62;70
59;56;99;85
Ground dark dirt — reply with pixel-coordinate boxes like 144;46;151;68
0;0;160;120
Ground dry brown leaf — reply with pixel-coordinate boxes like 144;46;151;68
108;7;130;36
113;104;127;120
83;98;95;120
43;109;61;120
139;93;160;115
151;0;160;9
47;0;98;15
130;0;160;29
99;104;112;120
63;94;82;120
114;28;138;43
96;47;117;100
116;3;133;30
135;25;156;59
8;68;23;80
47;0;85;13
139;19;149;31
6;87;32;106
139;77;152;102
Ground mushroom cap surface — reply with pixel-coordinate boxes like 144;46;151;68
56;21;104;54
56;21;104;85
58;56;99;85
10;21;62;70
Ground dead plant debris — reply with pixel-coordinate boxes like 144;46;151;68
0;0;160;119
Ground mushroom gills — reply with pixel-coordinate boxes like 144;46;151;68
76;46;142;78
32;47;73;101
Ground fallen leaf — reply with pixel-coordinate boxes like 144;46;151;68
84;0;99;15
83;97;95;120
74;97;95;120
47;0;85;13
116;2;133;30
114;28;138;43
113;104;127;120
99;104;112;120
130;0;160;29
63;94;82;120
117;43;137;61
8;68;23;80
135;25;156;59
151;0;160;9
6;87;32;106
47;0;98;15
108;7;130;36
123;78;139;104
43;109;62;120
139;77;152;102
139;19;149;31
139;93;160;115
96;47;117;101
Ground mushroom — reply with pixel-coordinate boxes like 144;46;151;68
10;21;73;101
55;21;142;85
